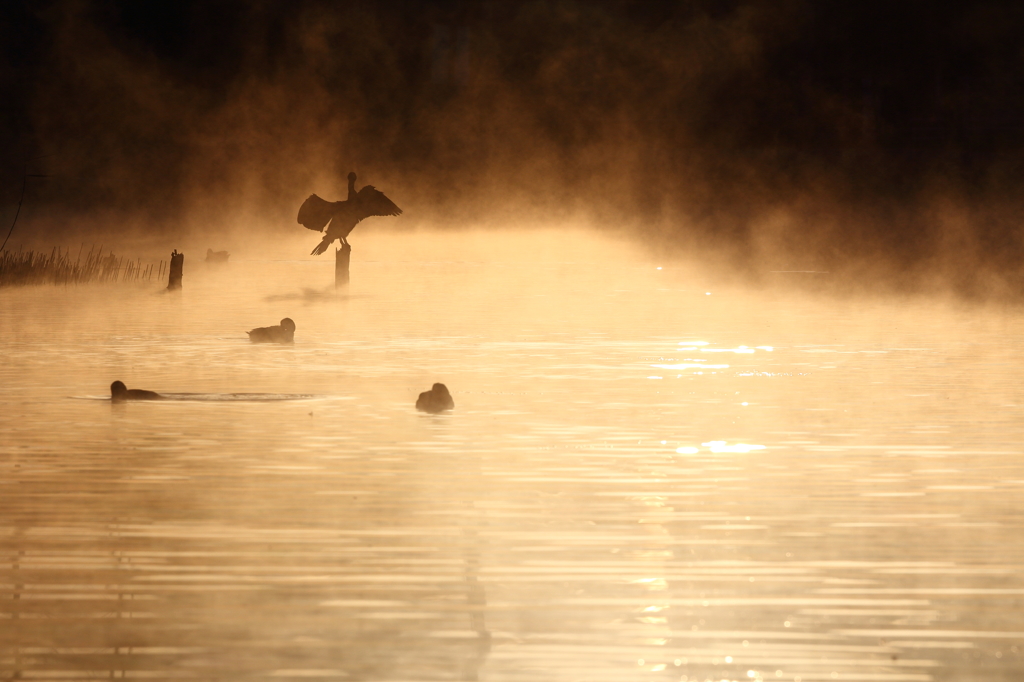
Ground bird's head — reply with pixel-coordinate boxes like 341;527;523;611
111;381;127;400
347;172;357;182
280;318;296;333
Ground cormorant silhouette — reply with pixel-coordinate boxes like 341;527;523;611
298;172;402;255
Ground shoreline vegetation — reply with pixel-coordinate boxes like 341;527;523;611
0;246;163;287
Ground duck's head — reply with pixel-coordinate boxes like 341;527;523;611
280;318;296;333
431;383;450;396
347;172;357;183
110;380;128;400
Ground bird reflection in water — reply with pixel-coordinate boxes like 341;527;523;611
460;526;491;681
247;317;296;343
298;172;402;255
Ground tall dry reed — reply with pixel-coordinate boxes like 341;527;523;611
0;246;162;287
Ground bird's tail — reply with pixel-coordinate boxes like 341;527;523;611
311;237;332;256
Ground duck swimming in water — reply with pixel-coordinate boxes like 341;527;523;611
110;380;164;402
247;318;296;343
416;383;454;413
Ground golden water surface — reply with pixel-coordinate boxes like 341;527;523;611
1;231;1023;681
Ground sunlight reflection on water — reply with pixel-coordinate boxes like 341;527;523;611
1;242;1024;680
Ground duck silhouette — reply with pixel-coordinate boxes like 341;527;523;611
247;318;295;343
298;172;402;255
416;383;455;413
110;380;164;402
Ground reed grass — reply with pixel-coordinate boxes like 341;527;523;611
0;246;162;287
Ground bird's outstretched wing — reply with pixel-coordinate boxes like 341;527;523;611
353;185;402;220
297;194;338;232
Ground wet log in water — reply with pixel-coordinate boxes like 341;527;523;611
167;250;184;290
335;243;351;288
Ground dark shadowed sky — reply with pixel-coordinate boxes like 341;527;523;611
3;0;1024;292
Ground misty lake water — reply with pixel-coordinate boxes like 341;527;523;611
2;231;1024;681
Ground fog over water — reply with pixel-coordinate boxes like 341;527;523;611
3;230;1024;679
4;1;1024;294
3;2;1024;680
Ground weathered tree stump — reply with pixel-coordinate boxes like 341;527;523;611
335;243;351;288
167;250;184;290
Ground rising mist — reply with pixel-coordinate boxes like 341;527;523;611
3;1;1024;296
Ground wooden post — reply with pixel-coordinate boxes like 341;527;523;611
167;250;184;290
335;243;351;288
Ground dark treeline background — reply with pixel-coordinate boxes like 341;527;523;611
3;0;1024;291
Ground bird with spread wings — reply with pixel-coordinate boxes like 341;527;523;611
298;172;402;255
